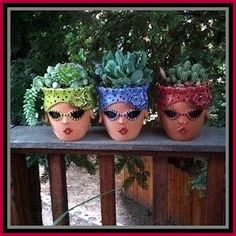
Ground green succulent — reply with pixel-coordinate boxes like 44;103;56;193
23;63;93;126
95;50;153;88
34;63;91;89
159;61;209;86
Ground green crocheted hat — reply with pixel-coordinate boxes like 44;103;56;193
42;85;96;111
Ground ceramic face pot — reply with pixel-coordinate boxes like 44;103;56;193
97;85;149;141
159;101;208;141
43;86;96;141
46;102;93;141
157;84;212;141
101;102;147;141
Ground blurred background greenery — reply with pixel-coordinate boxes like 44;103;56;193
11;9;226;127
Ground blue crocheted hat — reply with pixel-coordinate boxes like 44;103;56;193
97;84;149;111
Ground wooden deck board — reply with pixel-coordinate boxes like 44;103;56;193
10;126;225;153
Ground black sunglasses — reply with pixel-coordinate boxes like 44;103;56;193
48;109;85;121
164;108;203;121
103;109;141;121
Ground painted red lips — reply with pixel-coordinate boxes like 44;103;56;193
119;128;128;135
177;127;188;136
63;128;73;135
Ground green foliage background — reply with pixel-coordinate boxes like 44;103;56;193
11;9;226;127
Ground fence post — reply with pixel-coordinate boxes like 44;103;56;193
201;153;225;225
27;161;43;225
11;153;36;225
99;155;116;225
152;153;168;225
48;155;69;225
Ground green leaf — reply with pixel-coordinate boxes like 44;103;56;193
131;70;143;85
115;50;125;69
104;50;114;62
104;60;117;73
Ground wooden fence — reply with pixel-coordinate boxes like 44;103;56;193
121;155;226;225
10;126;226;227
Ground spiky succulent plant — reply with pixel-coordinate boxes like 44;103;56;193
23;63;93;126
159;61;209;86
95;50;153;88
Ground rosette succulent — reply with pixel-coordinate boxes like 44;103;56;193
159;60;209;86
95;49;153;88
23;63;95;126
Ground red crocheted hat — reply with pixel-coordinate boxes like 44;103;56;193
156;83;212;111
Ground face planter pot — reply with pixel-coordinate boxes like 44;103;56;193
157;84;212;141
97;85;149;141
43;86;96;141
94;49;153;141
46;102;93;141
101;102;147;141
159;101;208;141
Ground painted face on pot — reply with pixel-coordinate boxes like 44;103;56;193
101;102;147;141
159;102;208;141
47;102;93;141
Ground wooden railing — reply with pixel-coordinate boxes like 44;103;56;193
10;126;226;227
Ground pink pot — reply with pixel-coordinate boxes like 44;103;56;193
156;84;212;141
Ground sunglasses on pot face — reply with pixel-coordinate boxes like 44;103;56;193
164;108;203;121
48;109;85;121
103;109;142;121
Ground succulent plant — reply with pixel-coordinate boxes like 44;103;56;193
34;63;92;89
159;61;209;86
95;50;153;88
23;63;94;126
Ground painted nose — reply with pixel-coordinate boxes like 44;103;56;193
117;116;126;124
62;115;70;124
178;114;188;125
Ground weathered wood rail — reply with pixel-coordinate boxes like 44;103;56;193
10;126;226;227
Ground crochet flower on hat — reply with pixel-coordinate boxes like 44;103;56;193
192;91;212;108
128;89;148;108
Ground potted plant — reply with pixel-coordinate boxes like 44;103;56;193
23;63;96;141
156;60;212;141
95;49;153;141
